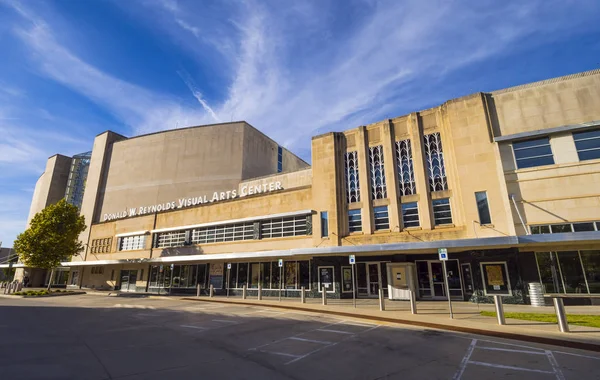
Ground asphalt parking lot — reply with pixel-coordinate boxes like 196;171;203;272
0;295;598;379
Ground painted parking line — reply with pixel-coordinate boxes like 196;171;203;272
212;319;239;324
453;339;565;380
180;325;208;330
248;319;380;365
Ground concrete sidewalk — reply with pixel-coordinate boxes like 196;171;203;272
181;295;600;352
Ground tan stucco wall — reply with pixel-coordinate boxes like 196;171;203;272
26;154;72;226
491;69;600;137
86;187;314;261
494;70;600;233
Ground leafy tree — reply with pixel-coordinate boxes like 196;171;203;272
14;199;86;290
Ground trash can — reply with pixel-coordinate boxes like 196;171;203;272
528;282;545;307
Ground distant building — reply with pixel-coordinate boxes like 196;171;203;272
6;70;600;302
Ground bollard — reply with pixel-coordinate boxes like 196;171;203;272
258;284;262;300
242;285;247;300
196;283;200;297
379;288;385;311
17;283;22;292
322;287;327;305
494;295;505;325
409;289;417;314
209;284;214;298
553;297;570;333
301;286;306;304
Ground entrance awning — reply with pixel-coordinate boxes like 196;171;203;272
60;236;520;267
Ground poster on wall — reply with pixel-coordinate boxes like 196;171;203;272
480;262;512;296
209;263;224;289
341;267;353;293
318;266;334;292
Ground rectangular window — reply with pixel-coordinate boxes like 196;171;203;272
261;262;271;289
320;211;329;237
396;139;416;195
192;222;254;244
344;151;360;203
237;263;248;288
156;230;186;248
475;191;492;225
90;237;112;254
119;235;146;251
299;261;310;289
373;206;389;230
531;222;598;234
580;250;600;294
277;146;283;172
573;129;600;161
557;251;588;294
284;262;297;289
260;215;309;239
432;198;452;226
513;137;554;169
348;209;362;233
423;132;448;191
271;262;281;289
369;145;387;199
401;202;420;228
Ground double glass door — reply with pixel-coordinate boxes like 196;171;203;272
416;260;463;300
357;262;382;297
120;270;138;292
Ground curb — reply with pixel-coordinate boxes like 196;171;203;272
182;297;600;353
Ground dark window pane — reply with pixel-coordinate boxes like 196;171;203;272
535;252;562;293
271;262;281;289
513;145;553;160
580;250;600;294
558;251;587;293
516;155;555;169
513;137;550;150
530;226;541;234
573;223;596;232
321;211;329;237
574;138;600;151
539;225;551;234
551;224;572;233
573;129;600;141
475;191;491;225
299;261;310;289
578;149;600;161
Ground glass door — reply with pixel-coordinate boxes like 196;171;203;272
430;262;446;299
120;270;138;292
367;263;380;297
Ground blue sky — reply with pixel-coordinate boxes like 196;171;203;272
0;0;599;246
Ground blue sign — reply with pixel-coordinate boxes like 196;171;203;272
349;255;356;265
438;248;448;261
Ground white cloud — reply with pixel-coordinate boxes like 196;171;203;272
146;0;600;151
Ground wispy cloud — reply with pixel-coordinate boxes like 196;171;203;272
144;0;600;150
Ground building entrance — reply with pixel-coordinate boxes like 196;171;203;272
416;260;463;300
119;270;138;292
356;262;384;298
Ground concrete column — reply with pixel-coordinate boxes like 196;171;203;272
356;126;373;234
407;114;433;230
382;120;401;231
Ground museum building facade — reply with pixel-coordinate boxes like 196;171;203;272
11;69;600;304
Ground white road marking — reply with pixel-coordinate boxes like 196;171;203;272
212;319;238;324
476;346;546;355
180;325;207;330
554;350;600;360
258;350;300;358
317;328;354;335
288;337;332;345
467;360;554;374
545;350;566;380
452;339;477;380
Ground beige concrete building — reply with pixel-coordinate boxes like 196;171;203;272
8;70;600;304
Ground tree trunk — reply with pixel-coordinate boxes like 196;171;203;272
47;268;55;291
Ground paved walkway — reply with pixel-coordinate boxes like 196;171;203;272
181;295;600;351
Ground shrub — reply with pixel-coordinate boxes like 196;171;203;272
13;292;22;295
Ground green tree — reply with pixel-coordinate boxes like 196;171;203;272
14;199;86;290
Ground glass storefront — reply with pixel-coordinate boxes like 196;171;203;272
149;264;207;290
415;259;463;300
226;261;310;290
535;250;600;294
